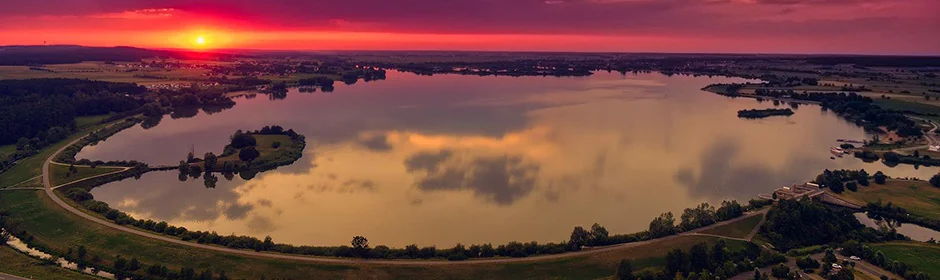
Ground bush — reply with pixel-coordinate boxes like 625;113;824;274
846;182;858;192
272;141;281;149
930;174;940;187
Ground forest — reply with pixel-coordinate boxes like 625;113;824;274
0;78;147;146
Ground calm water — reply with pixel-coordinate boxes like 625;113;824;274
79;71;939;247
854;213;940;242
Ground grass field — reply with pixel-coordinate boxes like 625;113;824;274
838;179;940;220
49;164;125;187
75;115;110;128
874;99;940;123
870;242;940;280
0;122;113;188
211;134;295;167
0;246;102;280
0;144;14;162
698;214;763;239
0;188;748;279
0;61;209;85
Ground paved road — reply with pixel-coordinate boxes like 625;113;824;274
40;130;769;265
0;272;30;280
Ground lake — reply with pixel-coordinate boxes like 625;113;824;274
79;71;939;247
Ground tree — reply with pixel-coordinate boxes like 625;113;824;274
753;269;762;280
689;242;711;272
873;171;887;184
930;174;940;187
846;181;858;192
239;147;260;163
649;212;677;238
77;245;87;259
590;223;609;245
796;256;820;269
128;258;140;271
568;226;590;250
114;255;127;271
616;258;634;280
351;236;370;258
771;264;790;279
204;152;217;171
230;130;257;148
272;141;281;149
665;248;690;275
178;160;190;176
823;249;838;264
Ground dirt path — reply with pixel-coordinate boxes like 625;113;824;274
40;130;769;265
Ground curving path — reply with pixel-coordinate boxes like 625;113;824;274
41;130;769;265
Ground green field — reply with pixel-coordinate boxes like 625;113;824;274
0;61;209;85
838;179;940;220
49;164;125;187
75;115;111;128
698;214;764;239
0;122;113;188
874;99;940;122
871;242;940;280
0;246;102;280
210;134;296;167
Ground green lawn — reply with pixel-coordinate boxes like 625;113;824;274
838;179;940;220
698;214;764;239
211;134;296;167
0;144;15;159
871;242;940;280
0;246;102;280
75;115;110;128
49;164;125;187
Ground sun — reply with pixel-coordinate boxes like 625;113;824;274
195;36;206;45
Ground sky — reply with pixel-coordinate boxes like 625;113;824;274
0;0;938;55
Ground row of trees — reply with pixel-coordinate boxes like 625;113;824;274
813;169;884;193
664;240;786;279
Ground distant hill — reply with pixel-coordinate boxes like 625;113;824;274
0;45;237;65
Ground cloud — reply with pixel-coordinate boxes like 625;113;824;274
404;151;540;205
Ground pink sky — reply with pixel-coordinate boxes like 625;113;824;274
1;0;938;54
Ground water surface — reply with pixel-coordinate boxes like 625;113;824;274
81;71;939;247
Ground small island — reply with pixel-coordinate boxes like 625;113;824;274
179;125;306;180
737;108;795;119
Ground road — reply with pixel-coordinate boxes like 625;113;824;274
0;272;30;280
37;128;773;265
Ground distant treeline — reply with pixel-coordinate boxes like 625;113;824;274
0;45;236;65
805;56;940;68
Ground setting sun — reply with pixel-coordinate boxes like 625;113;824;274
195;36;206;45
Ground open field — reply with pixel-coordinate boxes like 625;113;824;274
0;188;749;280
837;179;940;220
74;115;110;128
0;61;209;85
48;164;125;187
698;214;763;239
0;246;102;280
0;123;112;188
870;242;940;280
211;134;296;167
